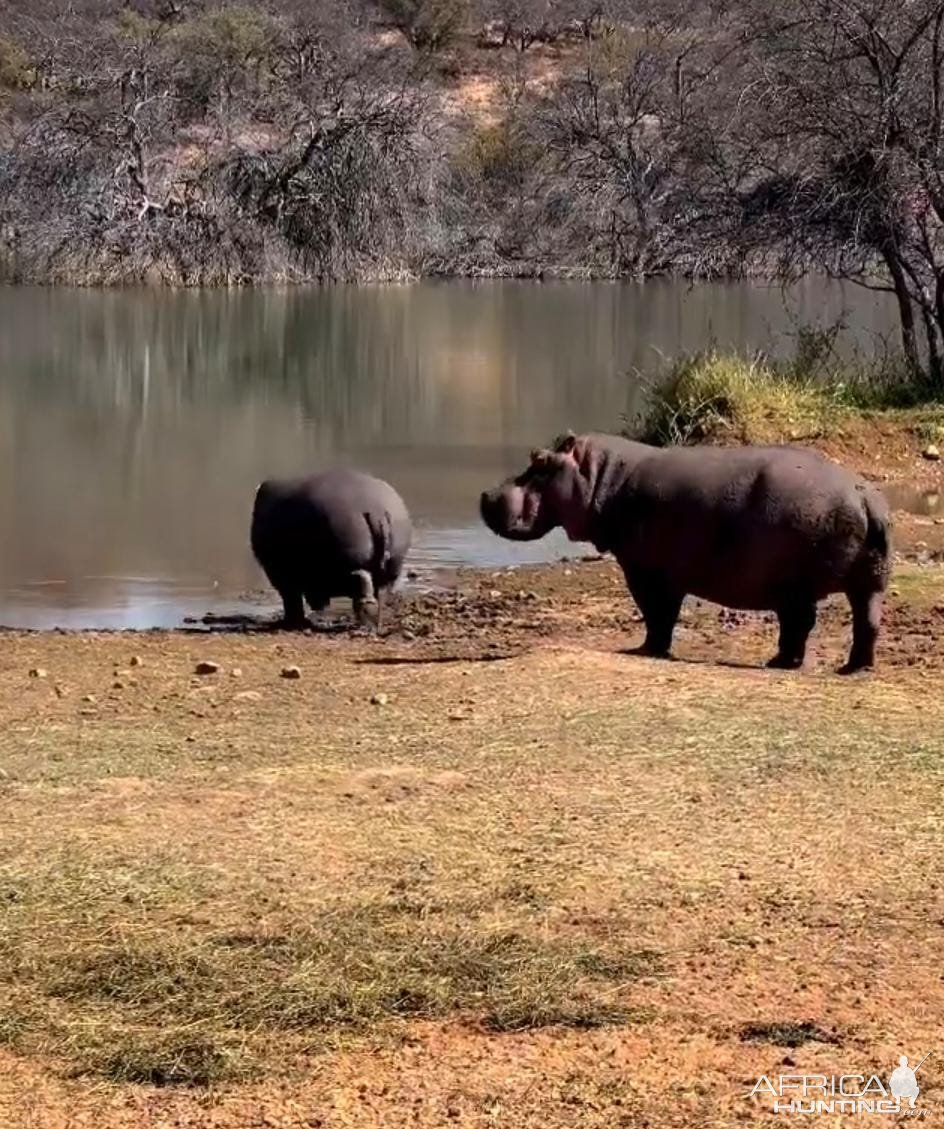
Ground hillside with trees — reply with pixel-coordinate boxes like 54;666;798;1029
2;0;944;386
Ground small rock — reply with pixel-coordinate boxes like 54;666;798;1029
129;655;143;667
488;588;502;599
54;685;67;699
370;692;389;706
923;444;941;461
195;661;220;676
407;569;419;580
113;680;125;690
82;694;97;703
230;668;243;678
28;668;47;679
281;665;302;680
234;690;263;702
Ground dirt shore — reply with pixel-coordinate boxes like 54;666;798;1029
0;540;942;1128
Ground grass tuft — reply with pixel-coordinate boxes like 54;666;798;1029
738;1020;841;1048
629;344;944;446
88;1031;249;1087
3;897;661;1083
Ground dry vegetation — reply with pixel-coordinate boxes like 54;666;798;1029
631;347;944;447
7;0;944;395
0;551;942;1127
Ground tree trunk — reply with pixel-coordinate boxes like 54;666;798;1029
882;250;923;378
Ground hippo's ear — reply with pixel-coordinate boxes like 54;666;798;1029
530;447;552;467
554;431;577;454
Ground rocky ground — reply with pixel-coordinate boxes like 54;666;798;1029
0;532;941;1127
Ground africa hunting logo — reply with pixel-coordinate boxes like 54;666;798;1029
749;1052;932;1116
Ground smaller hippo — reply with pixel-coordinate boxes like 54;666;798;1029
251;468;411;629
481;432;891;672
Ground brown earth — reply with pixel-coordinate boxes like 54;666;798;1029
0;546;942;1128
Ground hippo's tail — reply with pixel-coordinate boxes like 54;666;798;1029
863;491;890;557
857;489;891;590
364;510;394;582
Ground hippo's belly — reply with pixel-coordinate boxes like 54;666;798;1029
621;505;862;610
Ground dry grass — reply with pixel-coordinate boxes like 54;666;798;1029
633;349;944;448
0;559;942;1125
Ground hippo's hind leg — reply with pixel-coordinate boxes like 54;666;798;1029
768;596;817;670
351;569;380;629
623;567;683;659
303;587;329;615
277;586;308;631
839;587;883;674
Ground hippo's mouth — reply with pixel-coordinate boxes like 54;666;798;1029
480;487;554;541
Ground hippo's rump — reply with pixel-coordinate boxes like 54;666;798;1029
251;468;411;587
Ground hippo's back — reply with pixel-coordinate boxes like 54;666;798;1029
621;443;888;607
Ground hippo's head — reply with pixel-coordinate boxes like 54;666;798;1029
480;432;597;543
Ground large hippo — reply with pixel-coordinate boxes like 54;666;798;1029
480;433;890;672
251;468;411;629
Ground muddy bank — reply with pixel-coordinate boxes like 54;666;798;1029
6;555;942;682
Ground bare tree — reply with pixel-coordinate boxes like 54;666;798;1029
541;15;695;276
692;0;944;386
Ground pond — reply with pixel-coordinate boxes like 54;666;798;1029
0;279;899;628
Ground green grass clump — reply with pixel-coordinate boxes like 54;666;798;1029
633;351;844;446
630;335;942;446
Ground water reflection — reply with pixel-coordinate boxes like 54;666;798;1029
0;280;898;628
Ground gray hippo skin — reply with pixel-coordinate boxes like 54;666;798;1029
251;468;412;629
480;433;890;672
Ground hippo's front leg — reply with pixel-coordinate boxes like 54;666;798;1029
622;564;683;659
768;596;817;669
278;587;308;631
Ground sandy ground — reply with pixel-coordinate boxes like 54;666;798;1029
0;544;941;1128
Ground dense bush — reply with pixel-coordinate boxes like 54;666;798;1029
4;0;944;396
379;0;469;51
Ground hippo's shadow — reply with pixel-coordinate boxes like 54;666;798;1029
354;650;527;666
617;647;767;673
178;613;354;636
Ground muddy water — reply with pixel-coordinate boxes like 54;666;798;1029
885;484;943;517
0;280;902;629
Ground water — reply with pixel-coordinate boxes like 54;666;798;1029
0;279;900;629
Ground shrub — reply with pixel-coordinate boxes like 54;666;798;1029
173;7;279;112
453;118;535;190
379;0;469;52
0;37;33;90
